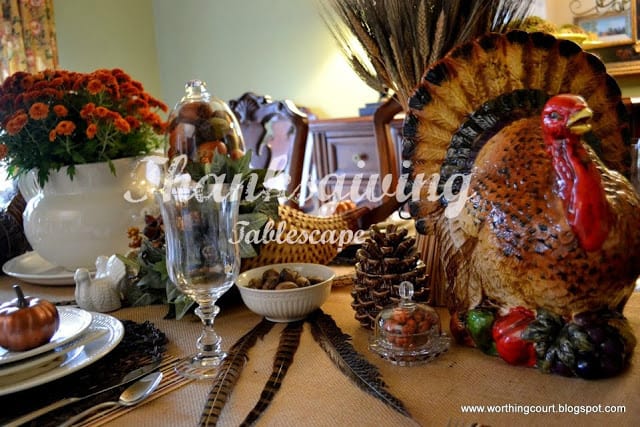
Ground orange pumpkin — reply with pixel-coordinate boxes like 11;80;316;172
0;285;59;351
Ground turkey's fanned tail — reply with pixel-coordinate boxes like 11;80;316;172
199;318;275;427
308;309;412;419
240;321;304;427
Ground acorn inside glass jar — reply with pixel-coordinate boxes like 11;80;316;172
166;80;245;179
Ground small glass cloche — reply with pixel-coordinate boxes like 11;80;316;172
369;281;450;366
165;79;245;177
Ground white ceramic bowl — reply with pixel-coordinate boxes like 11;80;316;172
236;263;335;322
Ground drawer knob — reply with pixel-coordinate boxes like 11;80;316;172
352;153;369;165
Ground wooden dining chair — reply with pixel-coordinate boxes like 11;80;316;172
228;92;309;208
359;95;404;227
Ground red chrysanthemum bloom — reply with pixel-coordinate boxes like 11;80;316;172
53;104;68;117
87;79;104;95
86;123;98;139
6;112;28;135
28;102;49;120
49;129;57;142
55;120;76;136
0;143;7;159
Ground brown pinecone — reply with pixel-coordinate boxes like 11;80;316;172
351;224;429;329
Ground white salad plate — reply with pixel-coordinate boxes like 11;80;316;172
0;307;93;365
0;312;124;396
2;251;80;286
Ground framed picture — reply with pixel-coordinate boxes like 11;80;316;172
576;0;640;77
576;11;634;47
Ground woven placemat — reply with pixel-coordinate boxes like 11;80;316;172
0;319;168;426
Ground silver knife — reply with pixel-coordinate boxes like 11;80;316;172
4;360;160;426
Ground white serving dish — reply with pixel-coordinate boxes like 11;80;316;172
236;263;335;322
2;251;87;286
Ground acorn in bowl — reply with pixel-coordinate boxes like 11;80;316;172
236;263;335;322
0;285;60;352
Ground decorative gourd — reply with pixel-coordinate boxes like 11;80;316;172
0;284;59;351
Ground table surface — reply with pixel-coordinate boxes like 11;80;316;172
1;268;639;427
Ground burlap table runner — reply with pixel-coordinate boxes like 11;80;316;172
1;273;639;426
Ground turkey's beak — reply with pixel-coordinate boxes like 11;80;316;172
568;107;593;135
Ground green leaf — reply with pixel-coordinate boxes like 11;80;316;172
116;253;139;269
239;212;270;231
211;151;227;175
173;294;196;320
234;149;252;173
107;159;116;176
71;152;85;164
239;239;258;258
152;260;168;281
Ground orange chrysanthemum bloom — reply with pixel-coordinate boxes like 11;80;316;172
6;112;28;135
28;102;49;120
21;75;35;90
53;104;68;117
124;115;140;129
87;79;104;95
95;106;111;119
55;120;76;136
0;143;7;159
113;117;131;134
50;77;64;87
80;102;96;119
49;129;57;142
86;123;98;139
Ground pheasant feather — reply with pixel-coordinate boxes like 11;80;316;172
199;318;275;427
308;309;412;419
240;321;304;426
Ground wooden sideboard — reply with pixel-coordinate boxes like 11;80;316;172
309;116;404;209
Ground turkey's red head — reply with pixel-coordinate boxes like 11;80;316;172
540;94;611;252
541;94;593;143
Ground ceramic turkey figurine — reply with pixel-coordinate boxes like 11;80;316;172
74;255;126;312
403;31;640;379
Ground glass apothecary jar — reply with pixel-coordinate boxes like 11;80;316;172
369;281;450;366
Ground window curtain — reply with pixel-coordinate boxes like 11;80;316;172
0;0;58;82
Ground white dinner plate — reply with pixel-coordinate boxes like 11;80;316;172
0;328;106;378
2;251;83;286
0;312;124;396
0;307;93;365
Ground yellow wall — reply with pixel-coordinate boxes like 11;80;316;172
53;0;377;118
151;0;377;118
54;0;162;100
52;0;640;117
